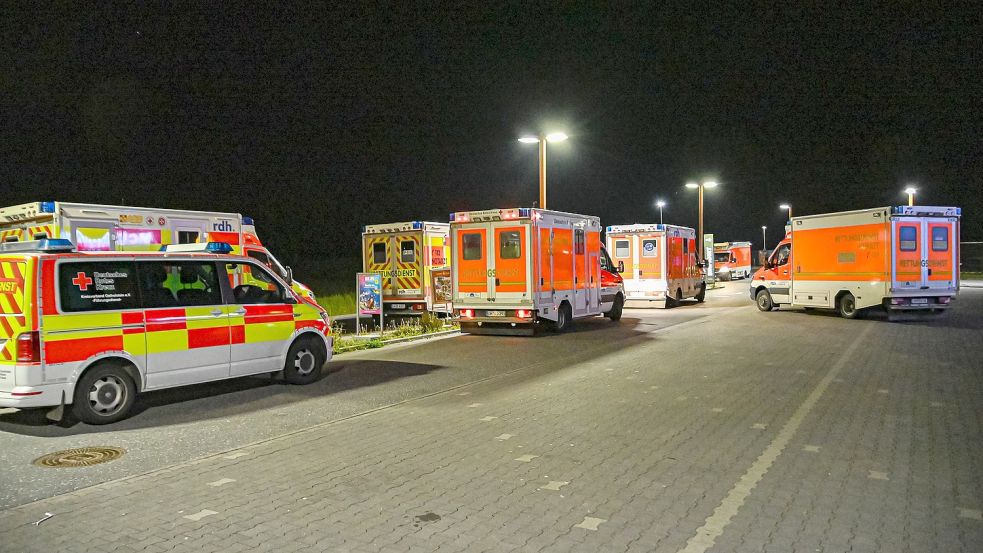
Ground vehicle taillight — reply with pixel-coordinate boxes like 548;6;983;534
939;297;951;304
460;309;474;319
16;331;40;363
516;309;532;319
412;303;424;311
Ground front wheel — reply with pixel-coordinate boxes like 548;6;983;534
284;336;326;384
837;293;860;319
695;284;706;303
605;294;624;321
755;289;774;312
72;362;137;425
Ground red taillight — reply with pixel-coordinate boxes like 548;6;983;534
516;309;532;319
939;297;951;304
16;331;40;363
460;309;474;319
412;303;424;311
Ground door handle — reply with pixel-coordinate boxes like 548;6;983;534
293;311;302;318
210;309;223;317
495;277;500;286
232;309;247;316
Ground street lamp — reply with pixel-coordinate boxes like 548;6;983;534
518;132;568;209
762;225;767;252
904;186;917;206
656;200;666;225
779;203;792;220
685;181;718;261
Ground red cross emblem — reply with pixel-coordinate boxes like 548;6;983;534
72;272;93;291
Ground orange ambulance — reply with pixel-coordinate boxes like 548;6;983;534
605;224;705;307
713;241;752;280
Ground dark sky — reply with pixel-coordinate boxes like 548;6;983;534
3;4;980;274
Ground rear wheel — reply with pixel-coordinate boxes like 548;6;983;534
553;302;572;332
605;294;624;321
72;362;137;425
667;289;683;308
695;283;706;303
837;293;859;319
283;336;326;384
755;289;774;312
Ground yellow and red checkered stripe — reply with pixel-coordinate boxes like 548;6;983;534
0;260;29;362
0;225;55;242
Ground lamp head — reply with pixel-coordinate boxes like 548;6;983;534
904;186;917;195
779;203;791;210
703;181;718;188
685;182;699;189
517;136;540;144
656;200;666;208
545;132;568;142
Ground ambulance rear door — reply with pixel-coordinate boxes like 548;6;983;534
490;221;531;305
391;231;423;300
891;216;957;293
363;232;394;298
453;224;490;302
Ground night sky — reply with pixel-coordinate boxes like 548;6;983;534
4;4;980;275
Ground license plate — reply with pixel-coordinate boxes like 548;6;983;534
911;298;928;305
390;304;405;309
486;310;506;317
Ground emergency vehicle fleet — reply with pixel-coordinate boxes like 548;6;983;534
713;241;752;280
450;208;625;335
751;206;960;318
0;201;316;302
362;221;450;315
605;224;705;307
0;239;331;424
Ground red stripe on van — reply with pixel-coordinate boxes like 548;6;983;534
45;336;124;364
187;327;230;349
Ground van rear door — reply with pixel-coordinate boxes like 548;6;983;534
453;225;489;301
925;219;957;291
491;222;529;303
891;217;927;291
392;232;423;299
363;233;394;298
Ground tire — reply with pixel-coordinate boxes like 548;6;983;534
553;303;572;332
755;289;774;312
668;289;683;308
837;293;859;319
720;273;731;282
283;335;326;384
695;284;706;303
606;294;624;321
72;362;137;425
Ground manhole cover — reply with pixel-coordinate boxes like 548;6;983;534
33;446;126;468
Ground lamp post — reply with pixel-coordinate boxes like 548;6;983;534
779;203;792;221
904;186;917;206
762;225;767;252
685;181;718;261
518;132;568;210
656;200;666;225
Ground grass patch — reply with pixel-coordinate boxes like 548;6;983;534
319;291;356;317
331;313;457;354
961;272;983;280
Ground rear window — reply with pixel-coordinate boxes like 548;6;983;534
463;233;483;260
0;261;27;315
499;231;521;259
615;240;630;258
401;240;416;263
642;239;658;257
372;242;387;264
59;261;139;312
932;227;949;252
899;226;917;251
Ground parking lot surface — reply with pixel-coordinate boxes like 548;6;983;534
1;281;981;552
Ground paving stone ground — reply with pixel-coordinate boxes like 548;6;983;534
1;289;981;552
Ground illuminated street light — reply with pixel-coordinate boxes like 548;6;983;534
762;225;767;252
780;203;792;220
517;132;568;209
904;186;917;206
684;181;718;262
656;200;666;225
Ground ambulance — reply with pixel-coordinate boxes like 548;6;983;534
0;239;331;424
713;241;752;280
750;206;961;318
605;224;705;307
361;221;450;314
0;201;317;302
449;208;624;335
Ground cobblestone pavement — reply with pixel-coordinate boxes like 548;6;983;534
1;286;981;552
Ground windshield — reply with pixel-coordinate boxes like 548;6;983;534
714;252;731;264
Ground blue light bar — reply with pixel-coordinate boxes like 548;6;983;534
40;201;56;213
519;208;531;217
242;216;254;225
0;238;75;253
160;242;234;254
412;221;423;230
449;212;455;222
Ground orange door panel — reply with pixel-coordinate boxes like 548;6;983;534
494;226;527;293
456;228;488;293
552;228;573;290
637;234;661;279
609;235;632;277
538;227;551;292
894;221;922;284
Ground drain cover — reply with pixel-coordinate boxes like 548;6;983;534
33;446;126;468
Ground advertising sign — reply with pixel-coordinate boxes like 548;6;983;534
430;268;452;313
704;233;715;285
356;272;383;335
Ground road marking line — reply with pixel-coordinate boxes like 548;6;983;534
207;478;236;487
751;423;767;430
495;434;514;441
456;392;471;396
677;322;874;553
868;470;889;481
539;481;569;491
467;403;483;408
711;408;724;413
574;517;606;531
676;396;688;401
479;416;498;422
223;452;248;460
958;508;982;521
803;445;821;452
877;389;889;394
182;509;218;521
514;455;539;463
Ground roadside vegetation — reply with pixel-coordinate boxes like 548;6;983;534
332;313;458;354
962;272;983;280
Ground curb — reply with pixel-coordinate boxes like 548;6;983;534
334;328;460;353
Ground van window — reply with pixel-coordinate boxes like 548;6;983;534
899;226;917;251
683;239;689;254
0;261;26;314
231;262;288;304
59;261;139;312
574;230;585;255
615;240;629;258
932;227;949;252
772;244;790;266
372;242;387;264
642;239;657;257
500;231;521;259
177;230;200;244
140;261;222;308
463;233;483;260
401;240;416;263
247;249;290;281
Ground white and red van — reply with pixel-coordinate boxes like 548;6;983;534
605;224;705;307
713;241;752;280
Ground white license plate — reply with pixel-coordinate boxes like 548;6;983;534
911;298;928;305
390;304;405;309
486;310;506;317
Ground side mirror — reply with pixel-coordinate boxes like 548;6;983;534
286;266;294;283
